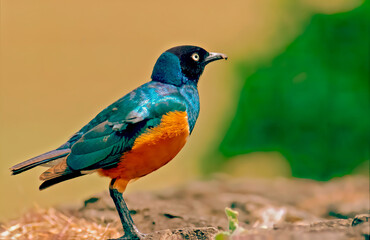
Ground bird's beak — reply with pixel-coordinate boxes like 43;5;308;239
204;52;228;65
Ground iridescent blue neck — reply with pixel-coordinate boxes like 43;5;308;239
151;52;188;86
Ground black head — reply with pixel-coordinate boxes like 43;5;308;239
151;45;227;86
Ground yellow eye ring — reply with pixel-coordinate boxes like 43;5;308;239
191;53;200;61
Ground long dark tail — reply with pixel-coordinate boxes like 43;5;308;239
10;149;70;175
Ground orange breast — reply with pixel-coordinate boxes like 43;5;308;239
99;111;190;192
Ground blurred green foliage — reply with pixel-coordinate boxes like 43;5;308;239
215;1;369;180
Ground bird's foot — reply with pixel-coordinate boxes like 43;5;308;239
110;232;147;240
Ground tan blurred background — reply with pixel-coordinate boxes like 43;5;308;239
0;0;361;220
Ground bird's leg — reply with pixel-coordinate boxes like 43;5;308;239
109;179;145;240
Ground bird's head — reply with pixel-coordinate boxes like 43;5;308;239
151;45;227;86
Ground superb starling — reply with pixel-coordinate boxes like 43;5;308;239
10;45;227;239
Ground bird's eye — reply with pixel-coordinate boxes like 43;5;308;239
191;53;200;61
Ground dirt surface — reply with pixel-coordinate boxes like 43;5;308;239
2;176;369;239
64;176;369;239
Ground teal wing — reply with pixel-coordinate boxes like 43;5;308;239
66;95;187;171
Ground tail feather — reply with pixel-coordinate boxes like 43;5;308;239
39;172;83;190
39;157;71;181
39;158;92;190
11;148;89;190
10;149;70;175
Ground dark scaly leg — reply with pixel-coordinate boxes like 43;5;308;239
109;179;145;240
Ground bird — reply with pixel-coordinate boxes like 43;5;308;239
10;45;227;239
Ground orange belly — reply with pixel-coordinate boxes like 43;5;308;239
98;111;189;192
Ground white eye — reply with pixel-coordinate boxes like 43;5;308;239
191;53;200;61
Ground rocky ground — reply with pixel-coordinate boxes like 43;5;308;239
1;176;369;239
